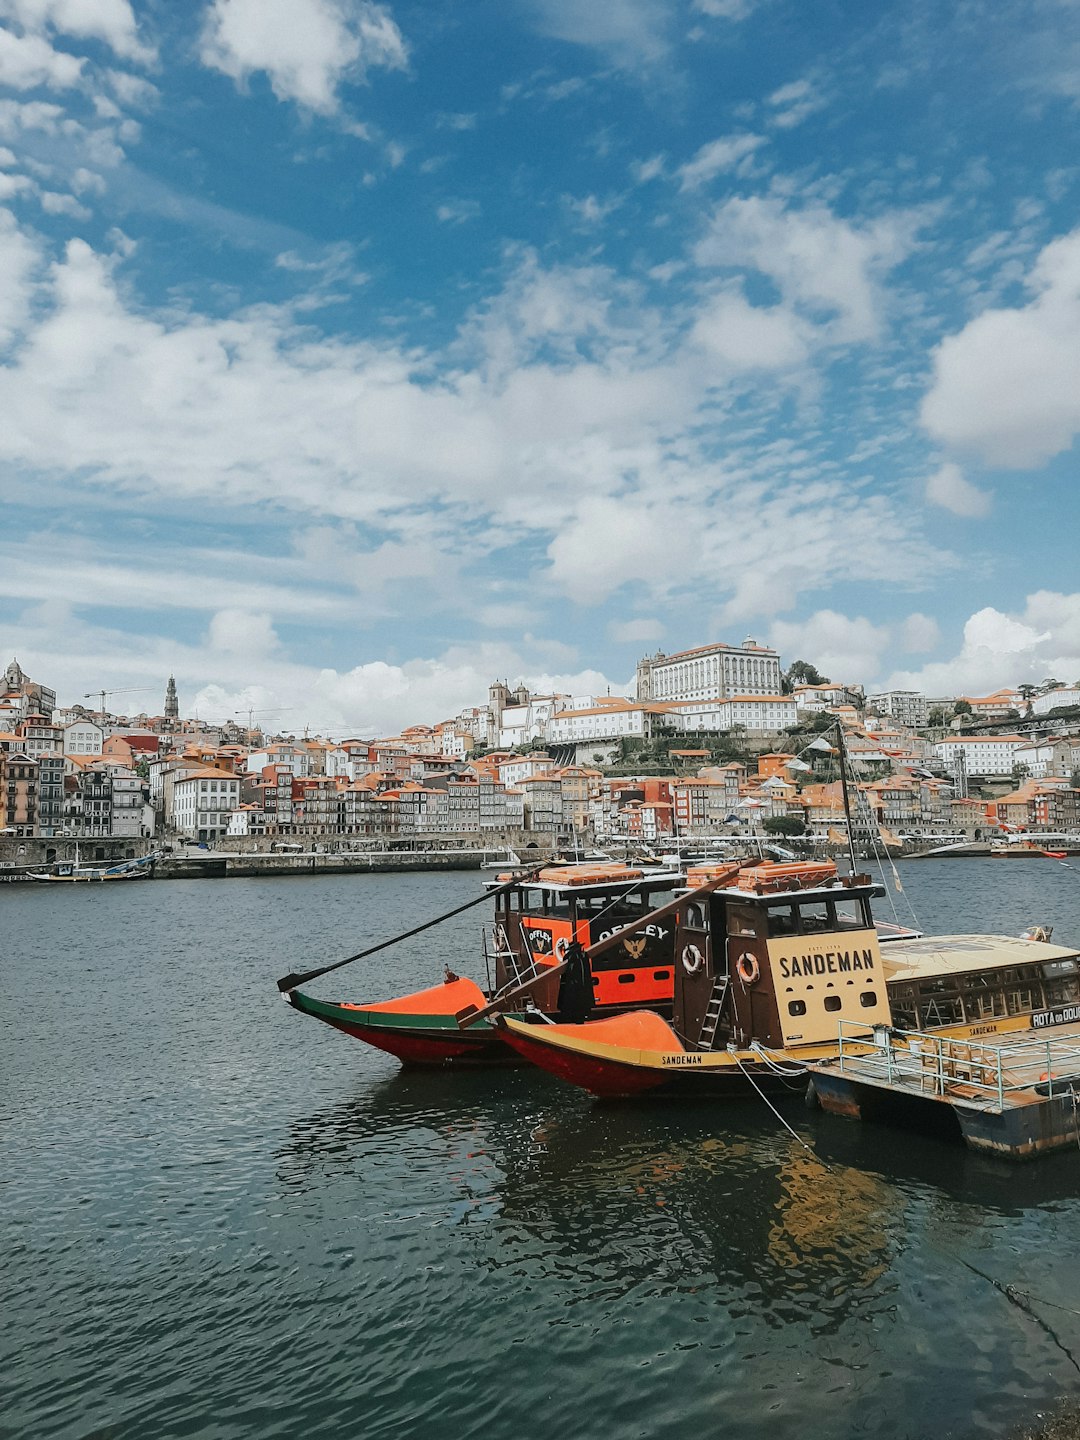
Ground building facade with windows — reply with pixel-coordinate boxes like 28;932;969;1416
635;638;782;704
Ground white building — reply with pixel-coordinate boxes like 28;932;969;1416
935;735;1026;777
866;691;929;728
63;720;104;756
548;701;647;744
636;638;782;703
792;683;861;713
666;694;798;734
1032;686;1080;716
499;755;556;787
171;769;242;842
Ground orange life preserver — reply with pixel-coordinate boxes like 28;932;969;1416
681;943;704;976
736;951;761;986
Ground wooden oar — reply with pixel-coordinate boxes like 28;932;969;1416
457;869;741;1028
276;866;543;993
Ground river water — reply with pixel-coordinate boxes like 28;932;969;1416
4;860;1080;1439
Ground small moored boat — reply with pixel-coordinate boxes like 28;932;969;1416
282;862;689;1067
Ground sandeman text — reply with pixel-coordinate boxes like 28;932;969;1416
777;948;875;979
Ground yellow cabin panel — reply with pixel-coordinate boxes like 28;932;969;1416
767;928;892;1046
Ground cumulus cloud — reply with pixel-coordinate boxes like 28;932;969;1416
768;610;893;684
0;0;154;64
207;609;280;657
690;286;809;372
921;228;1080;469
924;461;991;517
0;213;947;643
694;194;923;343
0;27;83;89
882;593;1080;696
200;0;408;116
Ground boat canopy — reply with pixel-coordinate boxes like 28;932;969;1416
881;934;1080;981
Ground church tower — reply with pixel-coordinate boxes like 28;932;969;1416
165;675;179;722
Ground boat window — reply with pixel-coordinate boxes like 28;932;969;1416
653;970;671;982
919;996;963;1027
684;901;707;929
1044;958;1079;979
833;900;865;930
797;902;832;934
617;973;635;985
1005;984;1040;1016
788;999;807;1016
728;905;759;938
767;906;798;938
971;991;1007;1020
1046;978;1080;1006
860;990;878;1008
823;996;842;1012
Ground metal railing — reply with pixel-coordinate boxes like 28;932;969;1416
834;1019;1080;1109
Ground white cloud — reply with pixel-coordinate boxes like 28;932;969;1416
921;228;1080;469
0;219;946;632
766;77;826;129
207;609;281;657
200;0;407;116
768;610;892;684
694;194;922;343
38;188;91;218
924;461;991;517
0;206;39;344
527;0;671;69
883;598;1078;696
0;27;83;89
608;617;664;644
690;286;809;372
693;0;759;18
0;0;154;64
677;133;766;190
898;612;940;654
547;496;700;605
436;197;480;225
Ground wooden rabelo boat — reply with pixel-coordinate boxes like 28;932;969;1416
281;862;687;1067
496;857;1080;1103
496;859;896;1097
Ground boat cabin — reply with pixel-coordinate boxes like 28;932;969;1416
881;935;1080;1036
490;863;684;1013
673;861;893;1051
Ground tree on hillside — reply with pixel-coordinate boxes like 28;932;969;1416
783;660;828;692
953;699;972;716
1040;678;1063;694
1018;683;1037;702
763;815;806;837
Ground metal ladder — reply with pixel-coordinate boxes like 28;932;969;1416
488;922;539;990
697;975;730;1051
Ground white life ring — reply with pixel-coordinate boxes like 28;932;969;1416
736;951;760;986
555;937;570;961
681;943;704;976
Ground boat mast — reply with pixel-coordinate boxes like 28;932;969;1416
835;719;859;876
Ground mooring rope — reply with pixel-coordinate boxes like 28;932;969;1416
733;1053;831;1166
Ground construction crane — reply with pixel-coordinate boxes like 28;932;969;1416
234;707;295;737
83;687;158;715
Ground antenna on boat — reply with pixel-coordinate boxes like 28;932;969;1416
835;719;859;877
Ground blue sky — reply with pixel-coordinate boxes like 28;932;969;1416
3;0;1080;734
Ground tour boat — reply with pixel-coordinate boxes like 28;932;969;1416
496;858;1080;1101
497;859;896;1096
282;862;688;1067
